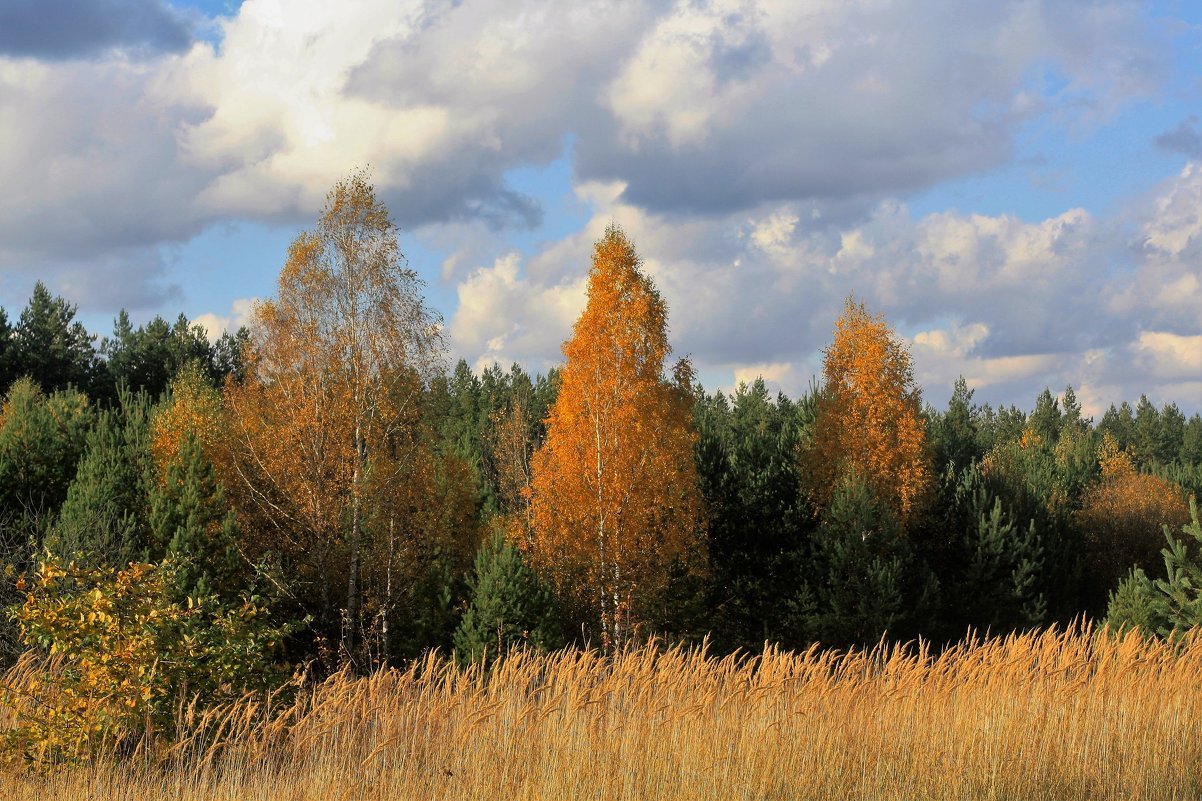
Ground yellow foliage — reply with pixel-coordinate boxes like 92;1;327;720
527;226;704;648
150;363;225;483
804;297;933;523
1077;436;1191;589
4;627;1202;798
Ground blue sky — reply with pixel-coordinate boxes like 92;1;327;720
1;0;1200;414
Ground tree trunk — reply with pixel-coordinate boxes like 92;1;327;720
344;423;363;666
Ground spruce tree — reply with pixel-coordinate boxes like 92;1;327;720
454;530;562;664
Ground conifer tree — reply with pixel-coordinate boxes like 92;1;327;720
0;378;94;526
1107;499;1202;635
790;476;928;647
937;463;1047;632
929;376;982;473
0;308;15;395
49;391;154;567
12;282;97;395
695;380;812;651
454;530;562;664
149;433;243;603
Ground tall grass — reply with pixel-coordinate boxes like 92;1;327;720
3;624;1201;799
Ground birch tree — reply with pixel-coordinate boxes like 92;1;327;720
223;171;443;664
526;225;704;649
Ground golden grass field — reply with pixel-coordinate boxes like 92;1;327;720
2;625;1201;800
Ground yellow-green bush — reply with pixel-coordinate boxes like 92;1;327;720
2;558;296;767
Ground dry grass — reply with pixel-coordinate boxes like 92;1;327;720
2;625;1201;800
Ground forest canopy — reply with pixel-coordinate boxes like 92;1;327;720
0;175;1199;761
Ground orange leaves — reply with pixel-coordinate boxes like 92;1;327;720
218;171;446;661
805;297;933;524
526;226;704;644
150;363;225;482
1077;433;1191;587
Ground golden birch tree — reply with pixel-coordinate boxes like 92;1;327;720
526;225;704;649
223;170;443;664
804;297;933;523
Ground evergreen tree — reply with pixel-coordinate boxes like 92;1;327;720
929;376;982;473
1132;395;1163;466
934;464;1046;634
1100;402;1136;452
0;378;94;526
102;312;214;400
1028;388;1062;445
790;476;933;647
12;282;98;395
453;530;562;664
148;433;244;603
1182;415;1202;465
1061;386;1089;438
695;380;812;651
1107;499;1202;636
49;391;155;567
0;307;15;394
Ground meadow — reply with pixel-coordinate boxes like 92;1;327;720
2;625;1199;800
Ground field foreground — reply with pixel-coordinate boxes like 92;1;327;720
2;626;1201;800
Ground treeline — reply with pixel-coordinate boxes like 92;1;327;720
1;172;1201;761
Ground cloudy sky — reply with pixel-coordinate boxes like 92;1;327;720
2;0;1201;414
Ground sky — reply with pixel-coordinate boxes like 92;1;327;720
1;0;1201;416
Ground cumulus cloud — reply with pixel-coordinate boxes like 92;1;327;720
0;0;192;60
449;160;1202;412
581;0;1166;215
0;0;1195;413
192;297;256;342
0;0;1172;297
449;252;586;373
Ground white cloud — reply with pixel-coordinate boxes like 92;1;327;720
1132;331;1202;380
448;158;1202;411
0;0;1170;286
193;297;256;342
449;252;586;374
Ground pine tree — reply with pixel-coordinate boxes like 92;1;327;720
695;380;812;651
453;530;562;664
49;392;155;567
1028;388;1062;446
0;378;94;526
929;376;982;473
936;463;1046;633
0;307;15;395
103;311;214;400
1107;499;1202;636
149;433;243;603
12;282;97;395
790;476;929;647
